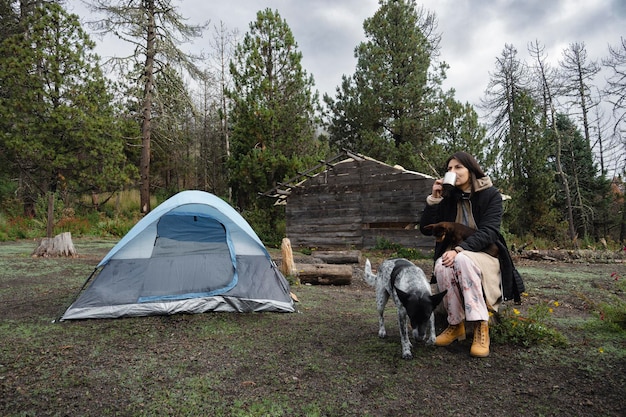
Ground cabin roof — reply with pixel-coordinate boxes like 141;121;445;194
260;149;433;205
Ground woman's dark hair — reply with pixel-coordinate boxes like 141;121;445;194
446;151;486;178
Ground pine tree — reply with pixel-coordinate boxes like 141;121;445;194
227;8;326;243
554;114;612;240
0;2;134;236
324;0;451;171
433;93;493;174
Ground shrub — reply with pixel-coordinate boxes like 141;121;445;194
0;216;43;240
54;217;91;236
373;237;428;260
95;217;136;237
492;301;567;347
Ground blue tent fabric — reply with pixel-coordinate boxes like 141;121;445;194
61;191;295;320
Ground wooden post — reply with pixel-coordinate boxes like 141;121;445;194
281;238;296;277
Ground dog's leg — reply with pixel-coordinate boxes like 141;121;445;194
396;305;413;359
376;287;389;338
424;314;436;345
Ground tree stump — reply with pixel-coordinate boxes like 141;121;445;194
32;232;77;258
296;263;352;285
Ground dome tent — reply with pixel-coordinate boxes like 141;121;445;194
61;190;295;320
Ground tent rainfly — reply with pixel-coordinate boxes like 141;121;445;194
61;190;295;320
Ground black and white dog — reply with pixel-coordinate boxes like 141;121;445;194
364;258;447;359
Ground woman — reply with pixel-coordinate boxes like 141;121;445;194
420;151;523;358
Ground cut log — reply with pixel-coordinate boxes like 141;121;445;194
32;232;77;258
296;263;352;285
311;250;362;264
280;237;296;277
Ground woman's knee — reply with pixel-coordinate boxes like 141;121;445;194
434;258;453;287
453;252;477;272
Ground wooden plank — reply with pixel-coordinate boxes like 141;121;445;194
289;236;362;248
287;214;361;223
287;223;361;233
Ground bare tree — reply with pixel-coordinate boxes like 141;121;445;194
602;37;626;241
206;21;238;201
602;37;626;175
560;42;601;160
86;0;207;213
482;44;528;179
528;40;576;242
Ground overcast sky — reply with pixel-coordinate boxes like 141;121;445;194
68;0;626;107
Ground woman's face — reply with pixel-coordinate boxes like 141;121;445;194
447;158;471;190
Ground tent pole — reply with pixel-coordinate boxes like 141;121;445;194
53;267;99;323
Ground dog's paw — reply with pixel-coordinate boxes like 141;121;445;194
401;351;413;360
378;329;387;338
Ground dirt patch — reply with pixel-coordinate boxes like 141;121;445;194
0;240;624;416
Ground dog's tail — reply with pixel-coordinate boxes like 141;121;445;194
363;258;377;287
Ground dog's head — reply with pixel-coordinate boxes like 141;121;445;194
423;222;456;243
395;287;447;333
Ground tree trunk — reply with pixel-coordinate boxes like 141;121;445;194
619;193;626;244
32;232;77;258
140;0;157;215
296;264;352;285
46;190;55;238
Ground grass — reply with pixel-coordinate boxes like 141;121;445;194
0;240;624;416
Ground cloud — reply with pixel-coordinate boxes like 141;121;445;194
68;0;624;109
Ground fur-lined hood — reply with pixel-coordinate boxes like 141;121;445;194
472;175;493;193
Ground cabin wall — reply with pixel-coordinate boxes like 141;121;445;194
286;158;435;250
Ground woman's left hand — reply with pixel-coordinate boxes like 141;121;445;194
442;250;457;267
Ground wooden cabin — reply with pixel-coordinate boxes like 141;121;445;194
264;151;436;250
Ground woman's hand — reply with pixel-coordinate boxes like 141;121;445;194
441;249;457;267
432;178;444;199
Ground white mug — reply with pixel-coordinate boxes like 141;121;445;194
442;172;456;195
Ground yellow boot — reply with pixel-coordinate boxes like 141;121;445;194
435;322;466;346
470;321;490;357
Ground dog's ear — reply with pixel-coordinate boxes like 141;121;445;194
430;290;447;308
394;287;411;306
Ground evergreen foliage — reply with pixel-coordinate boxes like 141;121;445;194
323;0;487;175
553;114;612;240
0;2;134;223
227;8;328;241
